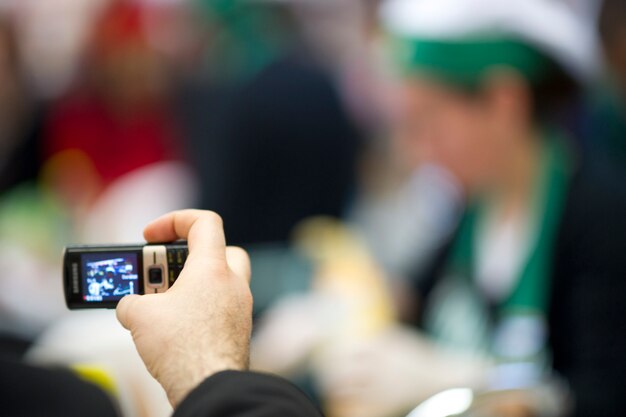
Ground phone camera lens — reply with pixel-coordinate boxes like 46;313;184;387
148;267;163;285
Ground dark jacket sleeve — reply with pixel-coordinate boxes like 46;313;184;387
173;371;324;417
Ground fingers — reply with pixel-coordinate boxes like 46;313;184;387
144;210;226;262
116;294;141;330
226;246;251;284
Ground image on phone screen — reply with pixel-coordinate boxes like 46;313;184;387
81;252;140;303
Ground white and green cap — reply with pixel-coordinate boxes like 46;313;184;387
380;0;599;89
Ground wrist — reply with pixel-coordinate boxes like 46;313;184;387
167;358;248;407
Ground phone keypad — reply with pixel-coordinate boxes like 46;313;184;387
167;247;188;286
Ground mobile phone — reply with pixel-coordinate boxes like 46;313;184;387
63;242;188;309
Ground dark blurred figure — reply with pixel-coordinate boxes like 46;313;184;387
585;0;626;164
42;0;182;212
0;14;45;354
0;11;119;417
0;357;120;417
0;17;44;195
177;0;363;247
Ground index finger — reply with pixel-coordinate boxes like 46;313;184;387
144;209;226;262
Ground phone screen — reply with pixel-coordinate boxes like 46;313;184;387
81;252;140;303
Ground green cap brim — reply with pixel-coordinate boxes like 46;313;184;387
389;35;555;89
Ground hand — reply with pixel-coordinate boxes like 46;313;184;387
116;210;253;407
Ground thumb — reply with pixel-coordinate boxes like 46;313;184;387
116;294;141;330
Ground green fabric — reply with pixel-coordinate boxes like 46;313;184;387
428;130;572;361
503;138;569;315
194;0;290;82
451;130;571;314
389;36;555;89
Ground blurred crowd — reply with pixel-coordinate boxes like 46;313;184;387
1;0;626;416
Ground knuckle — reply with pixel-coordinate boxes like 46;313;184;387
203;210;223;227
228;246;249;260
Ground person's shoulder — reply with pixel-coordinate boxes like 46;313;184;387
0;358;119;417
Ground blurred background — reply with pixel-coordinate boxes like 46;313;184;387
1;0;626;416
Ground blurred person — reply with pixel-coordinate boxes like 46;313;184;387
23;3;197;417
253;1;626;417
177;0;363;246
0;10;64;358
360;0;622;416
41;0;188;221
0;12;118;406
